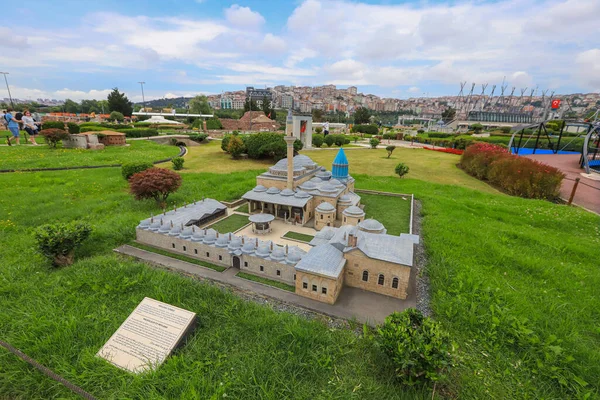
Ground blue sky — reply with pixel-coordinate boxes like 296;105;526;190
2;0;599;102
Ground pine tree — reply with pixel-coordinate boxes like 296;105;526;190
107;88;133;116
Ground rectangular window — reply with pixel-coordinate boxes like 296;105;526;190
219;255;222;261
244;261;248;267
260;265;264;272
312;285;317;292
321;287;327;295
294;274;296;280
172;243;175;248
276;270;281;276
194;249;198;254
206;252;210;257
302;282;308;289
183;246;187;252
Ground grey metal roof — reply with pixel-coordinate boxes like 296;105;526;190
294;244;346;278
354;231;414;267
138;199;227;228
249;213;275;223
309;226;336;246
243;189;312;207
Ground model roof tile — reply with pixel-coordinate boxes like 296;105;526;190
295;244;346;278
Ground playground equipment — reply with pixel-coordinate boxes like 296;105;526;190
508;119;600;174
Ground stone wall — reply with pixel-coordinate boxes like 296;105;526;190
241;254;295;285
343;248;411;299
295;270;343;304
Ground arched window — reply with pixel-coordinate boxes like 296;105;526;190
392;277;399;289
378;274;385;286
362;270;369;282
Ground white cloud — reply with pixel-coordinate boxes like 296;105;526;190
574;49;600;90
0;27;28;48
225;5;265;29
408;87;420;93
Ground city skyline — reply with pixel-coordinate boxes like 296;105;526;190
1;0;598;103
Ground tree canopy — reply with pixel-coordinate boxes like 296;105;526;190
353;107;371;124
107;88;133;116
188;95;212;115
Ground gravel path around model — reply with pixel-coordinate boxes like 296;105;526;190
412;199;432;317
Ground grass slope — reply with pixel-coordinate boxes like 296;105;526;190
206;214;250;233
0;140;180;170
359;192;411;235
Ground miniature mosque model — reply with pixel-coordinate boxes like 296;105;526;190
135;121;418;305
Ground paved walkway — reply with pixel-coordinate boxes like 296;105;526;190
525;154;600;214
115;245;415;325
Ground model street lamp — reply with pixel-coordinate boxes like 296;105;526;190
138;81;146;112
0;72;14;108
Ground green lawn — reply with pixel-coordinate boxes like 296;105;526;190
206;213;250;233
1;145;599;399
129;242;226;272
235;202;249;213
283;231;315;243
237;272;296;292
0;139;180;170
359;193;412;235
1;129;45;144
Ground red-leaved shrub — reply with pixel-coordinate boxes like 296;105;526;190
40;128;69;148
129;168;182;205
460;143;564;200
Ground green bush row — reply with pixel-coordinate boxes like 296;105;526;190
115;128;158;138
351;124;379;135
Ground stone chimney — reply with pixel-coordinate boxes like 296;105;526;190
348;233;358;247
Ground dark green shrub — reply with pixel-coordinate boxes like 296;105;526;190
189;133;208;143
109;111;125;122
100;123;132;129
171;157;185;170
42;121;65;130
376;309;453;385
471;123;484;133
500;126;512;134
221;135;231;152
369;138;380;148
417;129;425;134
312;133;324;148
332;134;346;146
34;221;92;267
66;122;80;134
294;139;303;152
117;128;158;138
206;117;223;130
122;161;153;180
79;126;106;132
227;135;246;158
244;132;287;160
395;162;409;177
40;129;69;148
351;124;378;135
386;145;396;158
315;127;323;134
324;134;335;147
427;132;453;138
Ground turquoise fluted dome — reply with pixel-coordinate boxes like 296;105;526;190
332;148;349;181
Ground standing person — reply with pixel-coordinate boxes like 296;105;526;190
323;121;330;136
4;107;22;146
22;110;40;145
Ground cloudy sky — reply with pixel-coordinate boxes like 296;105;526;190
1;0;599;102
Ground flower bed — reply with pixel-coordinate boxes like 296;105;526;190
423;146;464;155
460;142;564;200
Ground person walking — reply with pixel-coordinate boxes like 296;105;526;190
21;110;40;145
323;121;330;136
4;107;22;146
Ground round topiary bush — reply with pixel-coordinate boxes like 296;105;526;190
395;163;409;177
171;157;185;170
370;138;380;149
376;309;454;386
122;162;154;180
34;221;92;267
312;133;324;148
324;135;335;147
227;135;246;159
109;111;125;122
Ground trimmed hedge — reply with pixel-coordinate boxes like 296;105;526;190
66;122;80;134
42;121;65;130
460;142;564;200
351;124;379;135
116;128;158;138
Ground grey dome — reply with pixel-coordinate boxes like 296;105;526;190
309;177;323;183
149;220;161;231
215;234;230;247
270;246;286;261
329;179;344;187
286;251;302;264
343;205;365;216
241;241;256;254
315;170;332;179
168;225;182;236
266;187;281;195
299;181;317;190
202;230;217;244
316;202;336;212
180;226;194;239
338;195;352;204
280;188;294;196
319;183;338;193
358;219;385;233
294;190;311;198
191;229;206;242
253;185;267;192
137;220;151;230
255;244;271;258
158;223;171;234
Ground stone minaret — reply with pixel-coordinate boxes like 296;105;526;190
284;109;296;190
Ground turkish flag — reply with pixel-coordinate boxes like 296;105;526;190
551;99;561;109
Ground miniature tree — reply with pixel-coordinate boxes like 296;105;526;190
34;221;92;267
370;138;380;149
227;135;245;159
386;145;396;158
171;157;185;170
129;168;182;206
109;111;125;122
40;129;69;148
395;163;409;178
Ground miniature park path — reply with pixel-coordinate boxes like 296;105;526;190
115;245;415;326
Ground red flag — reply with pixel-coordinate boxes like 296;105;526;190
268;112;271;118
551;99;561;109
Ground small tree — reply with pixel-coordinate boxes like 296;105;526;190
293;138;303;153
471;123;484;133
227;135;245;158
129;168;182;206
395;163;409;177
41;129;69;148
315;127;323;134
107;87;133;116
376;309;453;386
34;222;92;267
370;138;380;149
386;145;396;158
109;111;125;122
171;157;185;170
